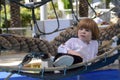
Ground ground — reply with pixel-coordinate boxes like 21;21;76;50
0;51;42;67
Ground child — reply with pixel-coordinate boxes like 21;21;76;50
53;18;100;67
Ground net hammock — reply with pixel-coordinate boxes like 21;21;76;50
0;23;120;80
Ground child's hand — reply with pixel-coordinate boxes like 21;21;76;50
58;44;68;53
68;50;82;57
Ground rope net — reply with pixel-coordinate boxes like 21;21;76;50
0;22;120;80
0;23;120;57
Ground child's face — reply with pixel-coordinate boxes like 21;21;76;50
78;28;92;43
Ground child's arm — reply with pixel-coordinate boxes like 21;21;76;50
67;50;82;57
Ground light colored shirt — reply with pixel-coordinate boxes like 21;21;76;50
58;38;98;62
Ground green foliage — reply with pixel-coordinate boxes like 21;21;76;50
35;8;40;20
48;10;63;19
20;7;40;27
48;2;58;10
0;4;40;28
0;5;10;28
106;0;111;8
20;8;32;27
88;0;92;3
61;0;71;9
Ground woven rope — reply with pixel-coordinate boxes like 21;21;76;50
0;23;120;57
0;44;120;72
0;34;56;56
0;24;120;79
50;24;120;53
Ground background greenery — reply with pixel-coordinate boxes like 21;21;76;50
0;0;112;28
0;5;40;28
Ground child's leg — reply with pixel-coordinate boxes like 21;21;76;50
70;55;83;64
53;53;65;61
53;53;83;67
53;53;74;67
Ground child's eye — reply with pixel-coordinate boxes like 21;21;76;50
79;28;91;32
85;29;90;32
79;28;83;30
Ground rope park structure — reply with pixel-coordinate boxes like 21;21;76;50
0;0;120;80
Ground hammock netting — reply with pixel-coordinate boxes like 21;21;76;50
0;23;120;80
1;24;120;55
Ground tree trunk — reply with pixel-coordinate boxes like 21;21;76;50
10;1;23;35
79;0;88;17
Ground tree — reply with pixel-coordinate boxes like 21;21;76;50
79;0;88;17
9;1;23;35
10;1;21;27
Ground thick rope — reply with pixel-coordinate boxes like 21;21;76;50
0;23;120;79
0;23;120;57
0;44;120;72
0;34;56;56
50;24;120;52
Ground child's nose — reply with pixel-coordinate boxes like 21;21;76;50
81;29;86;33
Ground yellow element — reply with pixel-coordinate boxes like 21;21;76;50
24;62;41;69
